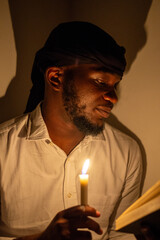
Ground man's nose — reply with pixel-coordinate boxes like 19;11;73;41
103;90;118;104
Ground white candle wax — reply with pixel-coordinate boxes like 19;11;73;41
79;159;90;205
79;174;89;205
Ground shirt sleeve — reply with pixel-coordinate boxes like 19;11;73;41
108;140;143;239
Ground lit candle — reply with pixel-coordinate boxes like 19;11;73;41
79;159;90;205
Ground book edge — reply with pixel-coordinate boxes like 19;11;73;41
115;195;160;231
120;180;160;216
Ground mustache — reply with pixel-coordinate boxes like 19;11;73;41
101;100;114;109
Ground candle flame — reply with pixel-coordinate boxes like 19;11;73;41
82;159;90;174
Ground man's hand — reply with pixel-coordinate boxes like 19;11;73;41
38;205;102;240
136;223;160;240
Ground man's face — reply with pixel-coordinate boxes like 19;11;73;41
62;64;121;136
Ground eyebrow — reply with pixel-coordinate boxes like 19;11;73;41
90;66;122;79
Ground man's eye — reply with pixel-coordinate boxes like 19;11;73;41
93;79;106;88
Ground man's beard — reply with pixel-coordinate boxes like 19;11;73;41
62;81;104;136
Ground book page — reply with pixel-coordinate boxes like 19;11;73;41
116;195;160;230
121;180;160;216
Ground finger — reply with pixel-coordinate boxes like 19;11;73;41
55;218;71;239
70;216;103;235
70;230;92;240
141;225;157;240
62;205;100;219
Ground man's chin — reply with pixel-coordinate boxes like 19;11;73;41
73;116;104;136
85;127;104;136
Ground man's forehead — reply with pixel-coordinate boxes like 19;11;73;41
62;63;122;81
63;63;122;76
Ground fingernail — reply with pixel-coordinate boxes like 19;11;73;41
97;227;103;235
96;210;101;216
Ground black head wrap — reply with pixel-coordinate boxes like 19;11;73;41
25;21;126;112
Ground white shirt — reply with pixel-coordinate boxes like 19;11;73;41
0;104;142;239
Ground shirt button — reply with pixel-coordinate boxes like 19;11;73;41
67;193;72;198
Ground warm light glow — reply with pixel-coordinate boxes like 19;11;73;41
82;159;90;174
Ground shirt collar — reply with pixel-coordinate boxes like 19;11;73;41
82;131;105;145
26;103;105;142
26;103;50;140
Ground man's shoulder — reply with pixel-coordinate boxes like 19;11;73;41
0;113;29;136
103;122;139;148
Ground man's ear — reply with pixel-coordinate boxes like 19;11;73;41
45;67;63;91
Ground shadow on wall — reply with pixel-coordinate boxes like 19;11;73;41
0;0;152;188
68;0;153;73
0;0;70;124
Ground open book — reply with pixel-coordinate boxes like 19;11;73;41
115;180;160;235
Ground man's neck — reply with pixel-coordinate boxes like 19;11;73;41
41;102;85;155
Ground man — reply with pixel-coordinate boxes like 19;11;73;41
0;22;142;239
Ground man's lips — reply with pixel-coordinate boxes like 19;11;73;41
95;106;113;118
